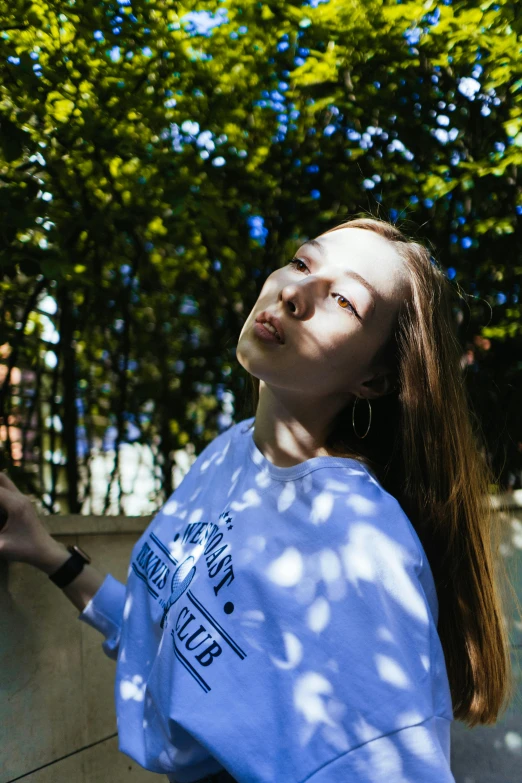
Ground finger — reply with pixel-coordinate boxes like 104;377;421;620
0;472;21;494
0;485;21;517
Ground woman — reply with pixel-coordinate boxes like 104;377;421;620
0;217;516;783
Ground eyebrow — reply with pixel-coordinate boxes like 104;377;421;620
300;239;377;314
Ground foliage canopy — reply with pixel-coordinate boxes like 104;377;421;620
0;0;521;511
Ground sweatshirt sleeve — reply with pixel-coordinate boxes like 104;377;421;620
77;573;127;661
305;717;455;783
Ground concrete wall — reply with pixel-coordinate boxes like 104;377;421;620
1;517;159;783
1;497;521;783
450;493;522;782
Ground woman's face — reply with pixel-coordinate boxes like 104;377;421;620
236;227;411;400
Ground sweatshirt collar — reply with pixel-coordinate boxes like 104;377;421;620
241;417;376;482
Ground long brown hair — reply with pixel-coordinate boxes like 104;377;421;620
242;216;520;727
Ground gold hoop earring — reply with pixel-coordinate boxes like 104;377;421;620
352;396;372;439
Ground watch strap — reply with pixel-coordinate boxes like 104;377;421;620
49;546;89;588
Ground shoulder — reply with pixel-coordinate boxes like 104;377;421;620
317;461;422;558
307;458;404;529
315;462;439;626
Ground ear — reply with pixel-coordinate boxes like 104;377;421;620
358;369;396;400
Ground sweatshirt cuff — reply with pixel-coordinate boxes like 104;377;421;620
78;573;126;652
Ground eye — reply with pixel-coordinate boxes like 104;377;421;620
332;293;358;317
288;258;309;273
289;258;359;317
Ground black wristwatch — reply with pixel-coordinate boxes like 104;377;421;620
49;545;92;588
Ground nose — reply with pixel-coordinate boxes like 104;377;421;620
279;279;312;318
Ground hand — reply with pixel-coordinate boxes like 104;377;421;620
0;472;59;568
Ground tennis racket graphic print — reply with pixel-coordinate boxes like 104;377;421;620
160;555;197;629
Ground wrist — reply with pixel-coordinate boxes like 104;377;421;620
34;539;71;575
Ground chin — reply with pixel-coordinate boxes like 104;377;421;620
235;339;262;373
235;340;261;378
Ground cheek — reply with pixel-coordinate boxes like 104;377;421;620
246;277;285;325
260;272;282;295
249;275;278;311
241;280;272;327
288;328;346;373
313;325;366;369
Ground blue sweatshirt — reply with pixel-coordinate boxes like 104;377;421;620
79;416;455;782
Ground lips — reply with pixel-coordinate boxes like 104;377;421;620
255;311;285;344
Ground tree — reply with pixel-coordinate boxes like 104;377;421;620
0;0;521;511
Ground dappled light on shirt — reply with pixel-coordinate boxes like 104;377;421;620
266;547;304;587
341;523;430;624
268;630;303;670
120;674;146;702
78;416;454;782
310;491;335;524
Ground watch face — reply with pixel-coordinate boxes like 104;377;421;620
71;544;91;564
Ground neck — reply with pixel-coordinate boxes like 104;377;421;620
251;380;353;468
